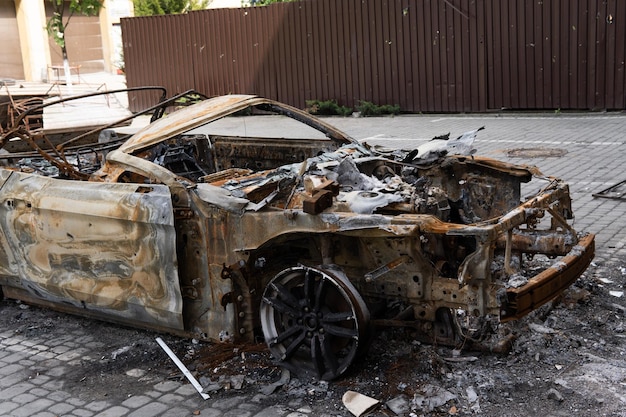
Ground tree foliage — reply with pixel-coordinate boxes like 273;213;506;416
133;0;210;16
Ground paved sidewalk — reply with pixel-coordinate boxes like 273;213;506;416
1;110;625;416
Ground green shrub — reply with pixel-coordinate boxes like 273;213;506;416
356;100;401;117
306;99;353;116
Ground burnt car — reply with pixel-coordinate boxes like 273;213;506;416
0;94;594;380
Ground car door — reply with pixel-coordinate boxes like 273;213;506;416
0;169;184;331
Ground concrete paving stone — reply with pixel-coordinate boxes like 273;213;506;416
9;398;54;416
49;402;77;415
160;406;195;417
152;380;182;393
0;362;25;376
71;409;95;417
29;387;50;397
193;408;222;417
33;344;50;351
222;409;252;417
69;357;93;366
41;378;65;391
57;349;87;362
158;393;184;403
93;405;130;417
12;392;38;404
174;384;198;397
85;400;113;412
29;373;52;386
121;395;152;409
144;390;163;399
286;413;308;417
211;395;248;410
3;352;28;363
0;383;35;401
47;390;72;402
238;403;264;412
51;345;72;354
0;372;29;388
20;339;37;347
0;401;19;415
34;351;58;360
40;358;63;368
252;405;290;417
85;341;106;349
18;358;36;366
127;401;169;417
67;397;88;407
74;335;95;344
6;343;28;352
31;412;57;417
46;365;69;377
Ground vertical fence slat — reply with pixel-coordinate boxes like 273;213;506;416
613;0;626;109
122;0;625;113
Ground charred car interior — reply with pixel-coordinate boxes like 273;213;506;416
0;91;595;380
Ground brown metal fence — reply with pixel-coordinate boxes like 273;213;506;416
121;0;626;113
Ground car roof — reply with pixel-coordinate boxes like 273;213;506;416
119;94;264;154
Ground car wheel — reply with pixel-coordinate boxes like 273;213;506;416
260;265;370;380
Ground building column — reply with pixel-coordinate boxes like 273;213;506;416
15;0;51;82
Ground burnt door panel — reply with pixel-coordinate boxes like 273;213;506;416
0;170;183;330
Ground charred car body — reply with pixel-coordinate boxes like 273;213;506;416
0;93;594;380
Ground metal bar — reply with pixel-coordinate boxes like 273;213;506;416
592;180;626;200
155;337;210;400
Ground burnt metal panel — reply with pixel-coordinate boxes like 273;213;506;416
121;0;626;112
0;171;183;330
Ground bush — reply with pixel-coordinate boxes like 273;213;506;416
306;99;353;116
356;100;401;117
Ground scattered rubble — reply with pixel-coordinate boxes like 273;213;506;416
1;259;625;414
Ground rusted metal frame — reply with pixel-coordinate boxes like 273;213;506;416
504;230;514;275
106;150;191;206
9;87;166;135
500;233;595;321
546;205;575;234
0;136;126;161
260;103;355;144
58;89;204;151
7;129;91;180
495;230;575;256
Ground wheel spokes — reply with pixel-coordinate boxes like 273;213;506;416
282;330;307;361
270;323;303;346
322;323;358;339
321;311;355;323
260;265;370;380
270;281;300;309
261;295;299;318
